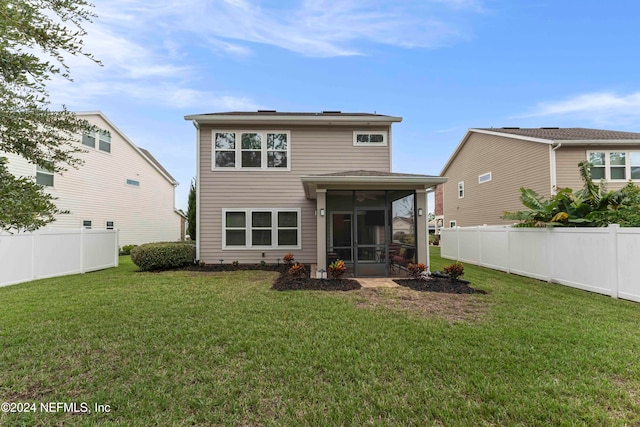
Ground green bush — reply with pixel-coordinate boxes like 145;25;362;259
130;242;196;271
119;244;138;255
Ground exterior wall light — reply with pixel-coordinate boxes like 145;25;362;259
418;208;423;216
320;208;325;217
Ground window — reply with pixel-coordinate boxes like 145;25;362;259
126;179;140;187
478;172;492;184
82;128;111;152
353;131;387;146
36;161;54;187
213;131;290;170
82;131;96;148
223;208;300;249
449;220;457;228
588;150;640;181
458;181;464;198
83;220;92;229
98;129;111;153
106;221;114;230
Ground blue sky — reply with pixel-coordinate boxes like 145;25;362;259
48;0;640;211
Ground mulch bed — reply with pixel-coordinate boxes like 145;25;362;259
271;277;361;291
395;273;487;294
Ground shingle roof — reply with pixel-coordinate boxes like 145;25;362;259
139;148;176;182
192;111;391;117
476;127;640;140
312;170;439;178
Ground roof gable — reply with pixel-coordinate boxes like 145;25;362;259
75;111;178;186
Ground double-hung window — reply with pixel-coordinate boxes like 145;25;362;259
213;131;290;170
36;161;54;187
588;150;640;181
223;208;300;249
82;128;111;153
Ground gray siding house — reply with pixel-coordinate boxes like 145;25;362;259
185;111;446;277
439;127;640;227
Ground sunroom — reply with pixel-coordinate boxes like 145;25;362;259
301;171;447;278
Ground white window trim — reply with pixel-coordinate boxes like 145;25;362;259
222;208;302;250
478;172;492;184
353;131;388;147
126;178;140;187
82;129;111;154
587;150;640;182
106;221;115;230
35;162;55;187
212;130;291;171
458;181;464;199
82;220;92;229
449;220;457;228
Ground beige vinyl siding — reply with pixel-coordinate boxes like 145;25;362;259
1;151;35;178
14;114;180;246
442;132;551;227
555;145;640;191
199;124;391;264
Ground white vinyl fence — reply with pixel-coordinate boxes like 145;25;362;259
441;224;640;303
0;228;119;287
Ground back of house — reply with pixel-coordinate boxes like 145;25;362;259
186;110;445;277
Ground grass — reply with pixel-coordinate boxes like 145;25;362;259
0;247;639;426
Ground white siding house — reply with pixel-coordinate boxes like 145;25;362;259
2;111;182;246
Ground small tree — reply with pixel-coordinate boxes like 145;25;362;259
187;179;196;240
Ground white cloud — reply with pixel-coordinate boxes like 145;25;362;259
516;92;640;126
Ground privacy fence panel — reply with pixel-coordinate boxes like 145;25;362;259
441;224;640;303
0;228;118;287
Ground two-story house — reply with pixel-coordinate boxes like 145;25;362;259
185;111;446;277
2;111;183;246
438;127;640;227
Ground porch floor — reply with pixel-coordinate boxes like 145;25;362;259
311;264;403;287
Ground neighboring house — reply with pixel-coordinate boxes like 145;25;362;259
439;127;640;227
2;111;182;246
185;110;446;277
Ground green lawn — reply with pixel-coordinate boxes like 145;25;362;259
1;248;639;426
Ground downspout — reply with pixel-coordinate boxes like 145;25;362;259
193;121;201;262
550;142;562;195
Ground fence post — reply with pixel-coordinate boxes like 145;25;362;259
546;227;554;283
505;226;511;274
609;224;619;299
456;226;460;261
477;226;483;267
80;227;85;274
115;229;119;267
31;230;37;281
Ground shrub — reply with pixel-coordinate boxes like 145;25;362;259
288;262;307;278
428;234;440;246
260;260;267;267
232;260;239;268
407;263;427;280
443;262;464;281
283;253;295;265
328;259;346;279
119;244;137;255
130;242;195;271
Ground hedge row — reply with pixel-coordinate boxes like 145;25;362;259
130;242;196;271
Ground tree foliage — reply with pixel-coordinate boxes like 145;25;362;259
0;0;99;231
187;179;196;240
502;161;640;227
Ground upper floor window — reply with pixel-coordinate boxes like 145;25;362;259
36;161;54;187
458;181;464;198
588;151;640;181
126;178;140;187
82;128;111;153
83;220;92;229
478;172;492;184
213;131;290;170
106;221;115;230
98;130;111;153
353;131;387;146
